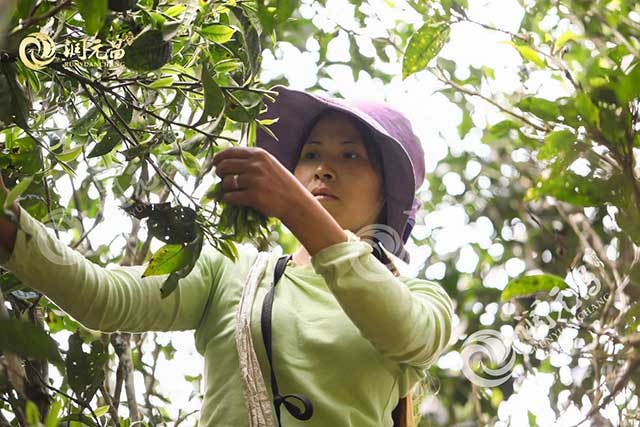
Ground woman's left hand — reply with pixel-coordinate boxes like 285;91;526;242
211;147;310;222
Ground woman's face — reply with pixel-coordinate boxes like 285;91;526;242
293;111;385;233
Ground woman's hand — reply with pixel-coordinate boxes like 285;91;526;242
211;147;310;223
211;146;349;256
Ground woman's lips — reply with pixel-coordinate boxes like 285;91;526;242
315;194;338;201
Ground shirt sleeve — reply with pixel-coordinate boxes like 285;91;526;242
310;229;454;370
0;206;223;333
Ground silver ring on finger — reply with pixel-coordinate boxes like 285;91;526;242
232;174;239;190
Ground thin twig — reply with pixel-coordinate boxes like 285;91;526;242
434;71;550;132
9;0;73;36
28;366;104;427
99;383;121;427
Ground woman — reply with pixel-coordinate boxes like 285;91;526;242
0;85;454;427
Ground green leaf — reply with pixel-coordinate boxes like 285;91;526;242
164;4;186;17
348;33;375;81
147;76;176;89
500;274;568;302
614;63;640;105
248;119;257;148
216;238;239;263
16;0;36;19
195;62;226;125
0;319;64;367
214;59;242;74
624;304;640;333
616;206;640;245
0;62;30;129
58;413;97;427
487;119;521;138
490;388;503;409
0;273;23;293
93;406;110;418
66;334;107;403
148;10;167;27
255;0;296;33
458;110;473;139
509;42;546;67
4;176;32;210
77;0;108;35
258;117;280;126
44;396;63;427
526;172;625;207
142;243;194;278
516;97;560;122
528;411;537;427
372;38;391;62
402;20;450;79
56;145;84;163
202;25;236;43
538;130;575;160
26;400;40;426
88;126;121;158
276;0;298;23
71;107;100;135
113;101;133;125
231;6;262;82
575;92;600;128
556;31;579;50
120;141;152;161
223;89;262;123
160;232;204;299
181;151;200;176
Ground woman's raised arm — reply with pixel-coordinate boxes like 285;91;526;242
310;230;454;371
0;200;224;334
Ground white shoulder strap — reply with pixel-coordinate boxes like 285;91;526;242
234;251;277;427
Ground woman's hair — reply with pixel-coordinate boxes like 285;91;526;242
295;109;415;427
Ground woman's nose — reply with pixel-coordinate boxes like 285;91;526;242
314;162;336;180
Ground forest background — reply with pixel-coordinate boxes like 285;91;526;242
0;0;639;426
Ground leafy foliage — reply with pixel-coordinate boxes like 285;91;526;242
1;0;639;426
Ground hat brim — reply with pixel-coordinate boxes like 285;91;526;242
256;85;415;263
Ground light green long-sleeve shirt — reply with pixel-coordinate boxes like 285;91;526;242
0;207;454;427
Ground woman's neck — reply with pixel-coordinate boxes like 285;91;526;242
292;245;312;267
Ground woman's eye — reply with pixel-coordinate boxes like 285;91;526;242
344;152;359;159
303;151;317;159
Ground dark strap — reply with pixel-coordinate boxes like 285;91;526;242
261;254;314;425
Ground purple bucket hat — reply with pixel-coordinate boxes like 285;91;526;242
256;85;425;264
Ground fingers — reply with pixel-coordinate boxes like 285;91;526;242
220;189;251;207
211;147;275;213
212;147;254;168
213;158;249;178
221;173;247;192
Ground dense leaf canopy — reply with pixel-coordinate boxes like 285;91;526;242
0;0;639;426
